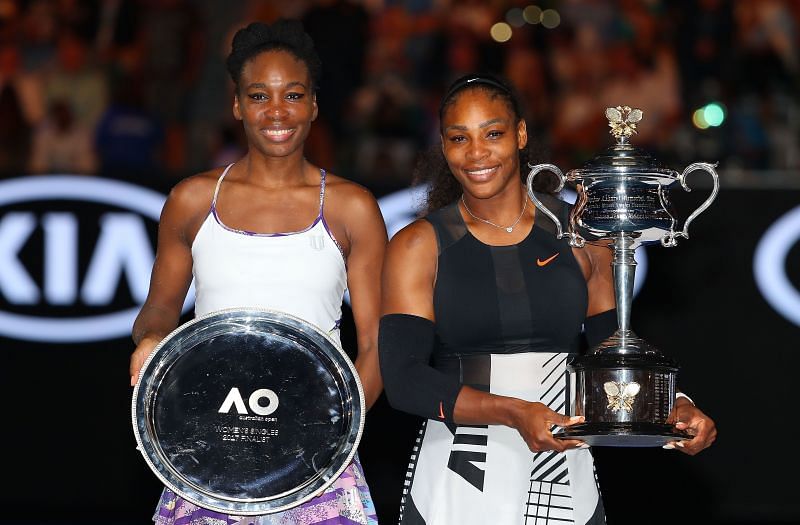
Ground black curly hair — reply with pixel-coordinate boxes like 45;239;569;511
226;19;323;93
416;74;555;213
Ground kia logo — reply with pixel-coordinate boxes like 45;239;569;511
754;204;800;327
0;176;193;342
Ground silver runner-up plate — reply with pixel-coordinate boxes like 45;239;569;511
132;308;365;515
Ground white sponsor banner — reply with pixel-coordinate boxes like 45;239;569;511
754;204;800;327
0;176;194;342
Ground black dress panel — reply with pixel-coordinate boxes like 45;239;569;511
427;196;588;358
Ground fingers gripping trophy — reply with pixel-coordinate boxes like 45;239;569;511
527;106;719;446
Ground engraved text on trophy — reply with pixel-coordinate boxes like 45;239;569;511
580;186;673;230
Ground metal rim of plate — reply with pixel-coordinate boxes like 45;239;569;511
555;422;690;447
131;307;365;515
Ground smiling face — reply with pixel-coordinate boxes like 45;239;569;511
440;88;527;200
233;50;318;159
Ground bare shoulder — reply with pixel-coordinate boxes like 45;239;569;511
383;218;438;315
167;169;222;210
160;168;225;239
322;174;384;232
167;169;222;215
324;173;379;210
388;218;437;256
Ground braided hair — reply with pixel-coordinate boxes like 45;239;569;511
226;19;322;93
415;74;555;212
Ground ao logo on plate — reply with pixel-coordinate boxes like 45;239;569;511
0;176;193;343
218;387;280;416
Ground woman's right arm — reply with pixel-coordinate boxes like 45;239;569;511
129;182;202;386
379;220;584;452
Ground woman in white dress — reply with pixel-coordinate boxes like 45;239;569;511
129;20;385;525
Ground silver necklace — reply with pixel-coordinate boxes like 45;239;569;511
461;194;528;233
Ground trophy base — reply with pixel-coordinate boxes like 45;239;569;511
554;422;690;447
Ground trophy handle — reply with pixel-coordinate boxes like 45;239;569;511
526;163;585;247
661;162;719;247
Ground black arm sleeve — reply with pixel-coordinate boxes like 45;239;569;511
378;313;463;422
584;308;617;349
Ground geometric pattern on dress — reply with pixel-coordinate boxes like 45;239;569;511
446;424;489;491
398;420;427;523
525;353;572;524
525;481;574;524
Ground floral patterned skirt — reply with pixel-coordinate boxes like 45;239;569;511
153;455;377;525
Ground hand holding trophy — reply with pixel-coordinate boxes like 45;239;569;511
526;106;719;446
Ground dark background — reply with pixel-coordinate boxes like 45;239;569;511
1;0;799;523
1;188;799;524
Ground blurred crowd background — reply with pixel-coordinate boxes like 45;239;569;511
0;0;798;193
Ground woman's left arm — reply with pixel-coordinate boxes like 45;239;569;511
339;184;388;410
583;242;615;317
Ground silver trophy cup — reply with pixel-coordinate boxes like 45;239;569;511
527;106;719;446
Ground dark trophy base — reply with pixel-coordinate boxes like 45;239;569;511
554;422;690;447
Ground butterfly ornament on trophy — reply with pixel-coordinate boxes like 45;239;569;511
605;105;643;140
603;381;641;413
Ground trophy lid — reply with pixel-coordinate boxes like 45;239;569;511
569;106;677;178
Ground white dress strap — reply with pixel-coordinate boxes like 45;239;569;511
317;168;327;216
211;163;235;209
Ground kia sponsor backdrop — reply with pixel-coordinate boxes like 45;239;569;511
0;176;797;524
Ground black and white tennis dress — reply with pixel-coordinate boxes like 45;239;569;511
400;196;605;525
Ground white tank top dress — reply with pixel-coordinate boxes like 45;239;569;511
191;164;347;344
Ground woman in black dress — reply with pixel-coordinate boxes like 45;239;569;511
378;75;716;525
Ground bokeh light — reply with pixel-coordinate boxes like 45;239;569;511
692;108;709;129
704;102;726;127
693;102;726;129
490;22;513;42
523;5;542;24
506;8;526;28
541;9;561;28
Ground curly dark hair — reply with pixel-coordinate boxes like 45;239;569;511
226;19;323;93
415;74;556;212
